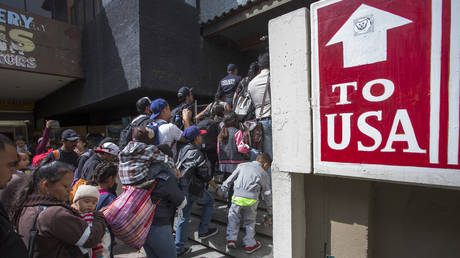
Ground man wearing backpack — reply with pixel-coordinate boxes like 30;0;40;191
248;53;272;160
170;87;195;130
148;98;192;159
46;129;80;168
175;126;218;256
119;97;153;150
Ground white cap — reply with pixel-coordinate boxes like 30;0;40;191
95;142;120;156
73;185;100;202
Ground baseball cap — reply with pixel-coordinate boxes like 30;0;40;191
227;64;237;71
94;142;120;156
150;98;168;119
61;129;80;141
177;87;193;99
182;126;207;142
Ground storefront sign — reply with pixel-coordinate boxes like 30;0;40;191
311;0;460;187
0;4;82;77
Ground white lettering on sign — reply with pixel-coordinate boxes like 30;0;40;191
381;109;426;153
326;4;412;68
326;79;425;153
357;111;382;151
0;8;34;29
362;79;394;102
332;82;357;105
326;113;353;150
0;8;38;70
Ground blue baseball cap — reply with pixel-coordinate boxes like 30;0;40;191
182;126;207;142
227;63;237;71
150;98;168;119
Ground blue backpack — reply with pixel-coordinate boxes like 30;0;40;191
146;120;168;145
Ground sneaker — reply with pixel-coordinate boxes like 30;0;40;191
227;240;237;249
177;247;192;257
198;228;218;239
245;241;262;254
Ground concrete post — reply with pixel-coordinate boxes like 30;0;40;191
269;7;311;258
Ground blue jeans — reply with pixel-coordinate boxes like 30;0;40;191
175;189;214;253
260;119;273;159
144;224;176;258
260;119;272;180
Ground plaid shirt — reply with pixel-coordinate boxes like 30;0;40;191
118;141;176;185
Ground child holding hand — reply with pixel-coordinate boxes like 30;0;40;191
73;185;112;258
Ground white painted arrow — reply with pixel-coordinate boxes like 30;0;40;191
326;4;412;68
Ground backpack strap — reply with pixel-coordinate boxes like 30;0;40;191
53;149;60;160
259;74;271;119
28;205;47;258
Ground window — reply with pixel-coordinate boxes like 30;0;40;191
84;0;92;23
0;0;25;10
25;0;51;18
69;0;102;26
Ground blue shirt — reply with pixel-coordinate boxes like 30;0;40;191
97;190;117;210
218;74;242;100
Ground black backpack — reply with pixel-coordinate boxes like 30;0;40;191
170;103;193;130
119;115;150;150
197;118;219;153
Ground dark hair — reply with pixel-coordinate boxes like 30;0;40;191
218;112;239;141
11;161;75;224
256;153;272;166
0;134;14;152
88;161;117;185
247;61;260;81
211;104;225;120
14;136;25;142
258;52;269;69
136;97;151;114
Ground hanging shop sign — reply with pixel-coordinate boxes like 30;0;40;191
0;4;82;77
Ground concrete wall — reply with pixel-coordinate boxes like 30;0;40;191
36;0;140;118
199;0;256;23
304;174;460;258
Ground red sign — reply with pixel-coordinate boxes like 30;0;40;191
311;0;460;186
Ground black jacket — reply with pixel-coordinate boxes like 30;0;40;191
0;202;27;258
80;153;102;181
74;149;95;181
197;118;219;162
170;103;194;130
176;143;213;196
148;170;185;226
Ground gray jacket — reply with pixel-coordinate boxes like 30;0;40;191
221;161;272;211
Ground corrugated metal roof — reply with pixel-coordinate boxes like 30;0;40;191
200;0;265;24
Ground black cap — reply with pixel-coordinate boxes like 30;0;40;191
136;97;152;114
61;129;80;141
177;87;193;99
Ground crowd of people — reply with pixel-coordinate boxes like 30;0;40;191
0;52;273;258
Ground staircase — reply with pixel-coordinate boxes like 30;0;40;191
179;184;274;258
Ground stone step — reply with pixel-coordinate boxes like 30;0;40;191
180;214;273;258
192;199;273;237
113;238;229;258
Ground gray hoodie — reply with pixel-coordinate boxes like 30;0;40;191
221;161;272;211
